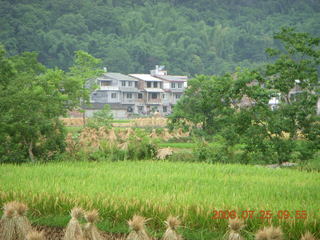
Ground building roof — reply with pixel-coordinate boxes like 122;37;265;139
155;75;188;82
129;74;163;82
101;72;138;81
144;88;164;93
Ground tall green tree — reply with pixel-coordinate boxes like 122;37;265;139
0;47;101;162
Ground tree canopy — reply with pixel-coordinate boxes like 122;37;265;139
1;0;320;75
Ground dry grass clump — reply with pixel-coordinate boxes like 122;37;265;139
63;207;85;240
227;218;245;240
255;226;283;240
162;216;182;240
126;215;150;240
83;209;104;240
156;148;173;160
0;201;32;240
26;230;46;240
301;232;316;240
0;202;17;240
15;202;32;240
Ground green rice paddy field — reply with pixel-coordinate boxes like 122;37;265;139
0;161;319;239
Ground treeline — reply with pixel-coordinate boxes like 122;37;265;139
1;0;319;75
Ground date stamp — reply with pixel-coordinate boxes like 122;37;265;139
212;210;307;220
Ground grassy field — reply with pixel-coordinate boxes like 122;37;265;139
0;161;319;239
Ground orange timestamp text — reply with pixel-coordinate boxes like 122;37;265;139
212;210;307;220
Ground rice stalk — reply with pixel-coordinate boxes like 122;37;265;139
15;202;32;240
63;207;85;240
255;226;283;240
162;216;182;240
227;218;245;240
126;215;150;240
0;202;17;240
156;148;173;160
301;232;316;240
83;209;104;240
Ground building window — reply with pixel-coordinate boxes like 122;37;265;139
147;82;151;88
178;83;183;88
100;81;111;86
138;106;144;111
138;93;143;99
127;93;132;99
175;94;181;99
121;81;126;86
128;81;133;87
111;93;117;98
163;106;167;112
151;93;157;99
162;93;167;99
154;82;158;88
171;83;176;88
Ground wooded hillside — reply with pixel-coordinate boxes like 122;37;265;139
1;0;319;75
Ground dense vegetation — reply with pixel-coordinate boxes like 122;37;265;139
171;28;320;165
1;0;320;75
1;161;319;240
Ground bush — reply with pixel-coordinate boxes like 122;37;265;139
87;105;113;129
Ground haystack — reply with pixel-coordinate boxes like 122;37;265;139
83;210;104;240
63;207;84;240
15;202;32;240
255;227;268;240
227;218;245;240
126;215;150;240
161;129;172;141
125;128;135;139
118;142;129;151
0;202;17;240
265;226;283;240
149;129;158;139
162;216;182;240
301;232;316;240
107;129;117;142
255;226;283;240
26;230;46;240
156;148;173;160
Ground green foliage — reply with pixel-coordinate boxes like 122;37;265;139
1;1;320;75
0;46;101;163
87;104;114;129
172;28;320;164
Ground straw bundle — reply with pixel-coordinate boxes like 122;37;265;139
26;230;46;240
107;129;117;142
126;215;150;240
0;202;17;240
162;216;182;240
227;218;245;240
149;129;158;139
83;210;104;240
125;128;135;139
255;226;283;240
15;202;32;240
255;227;268;240
266;226;283;240
162;129;172;141
156;148;173;160
63;207;84;240
301;232;316;240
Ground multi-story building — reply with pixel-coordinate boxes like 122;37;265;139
85;66;188;118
